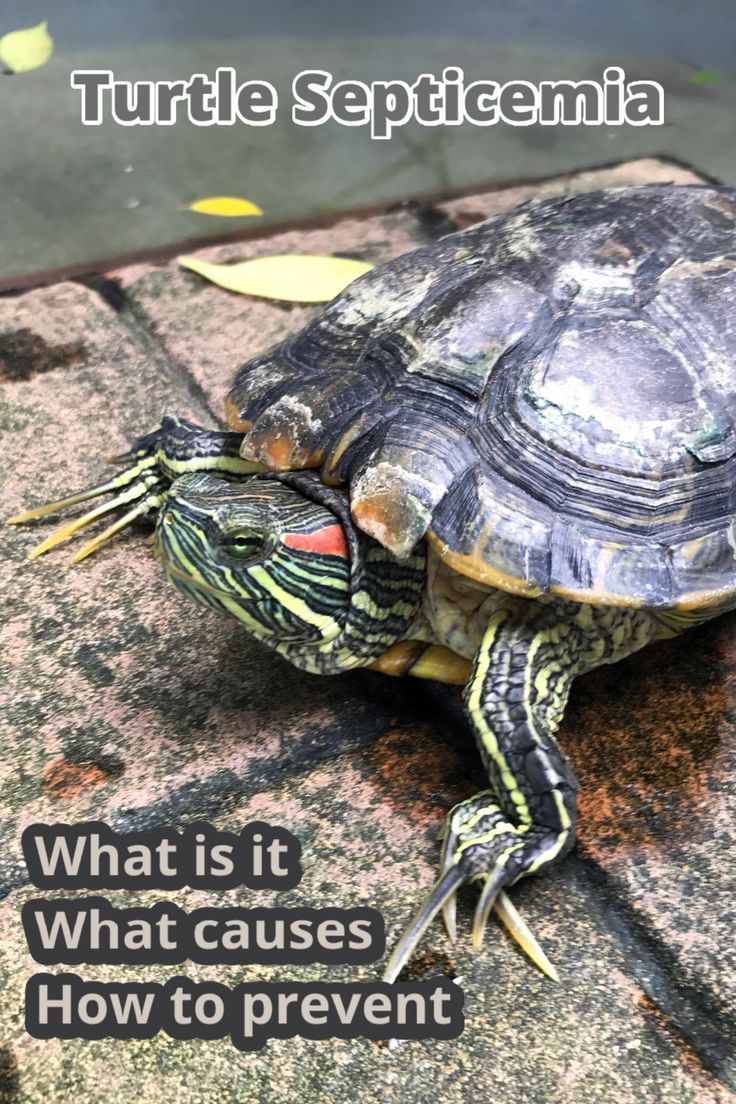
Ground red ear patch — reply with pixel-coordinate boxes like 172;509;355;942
282;524;349;558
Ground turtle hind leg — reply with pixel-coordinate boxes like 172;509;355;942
8;414;264;561
384;601;657;982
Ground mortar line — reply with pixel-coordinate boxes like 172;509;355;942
76;275;224;427
569;852;736;1092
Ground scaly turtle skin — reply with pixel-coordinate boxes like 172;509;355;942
12;184;736;982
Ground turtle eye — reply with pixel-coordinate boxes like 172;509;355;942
222;530;264;560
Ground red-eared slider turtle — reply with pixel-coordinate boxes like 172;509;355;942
12;184;736;982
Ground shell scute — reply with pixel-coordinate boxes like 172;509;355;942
227;184;736;611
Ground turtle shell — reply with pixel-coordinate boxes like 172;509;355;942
226;184;736;613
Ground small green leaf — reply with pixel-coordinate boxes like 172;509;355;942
690;69;717;86
188;196;263;217
178;254;374;303
0;20;53;73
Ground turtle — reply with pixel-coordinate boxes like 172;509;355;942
11;183;736;984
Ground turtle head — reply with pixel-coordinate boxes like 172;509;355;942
155;472;352;647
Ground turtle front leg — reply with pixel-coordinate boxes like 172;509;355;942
384;602;656;981
8;415;262;561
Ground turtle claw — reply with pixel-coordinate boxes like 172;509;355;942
439;823;458;943
493;891;559;982
22;472;163;560
384;800;559;982
8;445;162;561
8;416;259;561
7;470;143;526
442;893;458;944
71;497;165;563
382;866;464;983
383;865;558;983
471;876;501;951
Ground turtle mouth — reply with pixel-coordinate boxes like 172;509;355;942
153;486;244;601
155;513;225;593
161;558;228;602
161;557;259;622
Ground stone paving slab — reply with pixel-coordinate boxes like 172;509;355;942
0;756;731;1104
1;158;735;1103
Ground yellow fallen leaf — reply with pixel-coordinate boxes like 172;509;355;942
188;196;263;217
178;254;374;303
0;20;53;73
